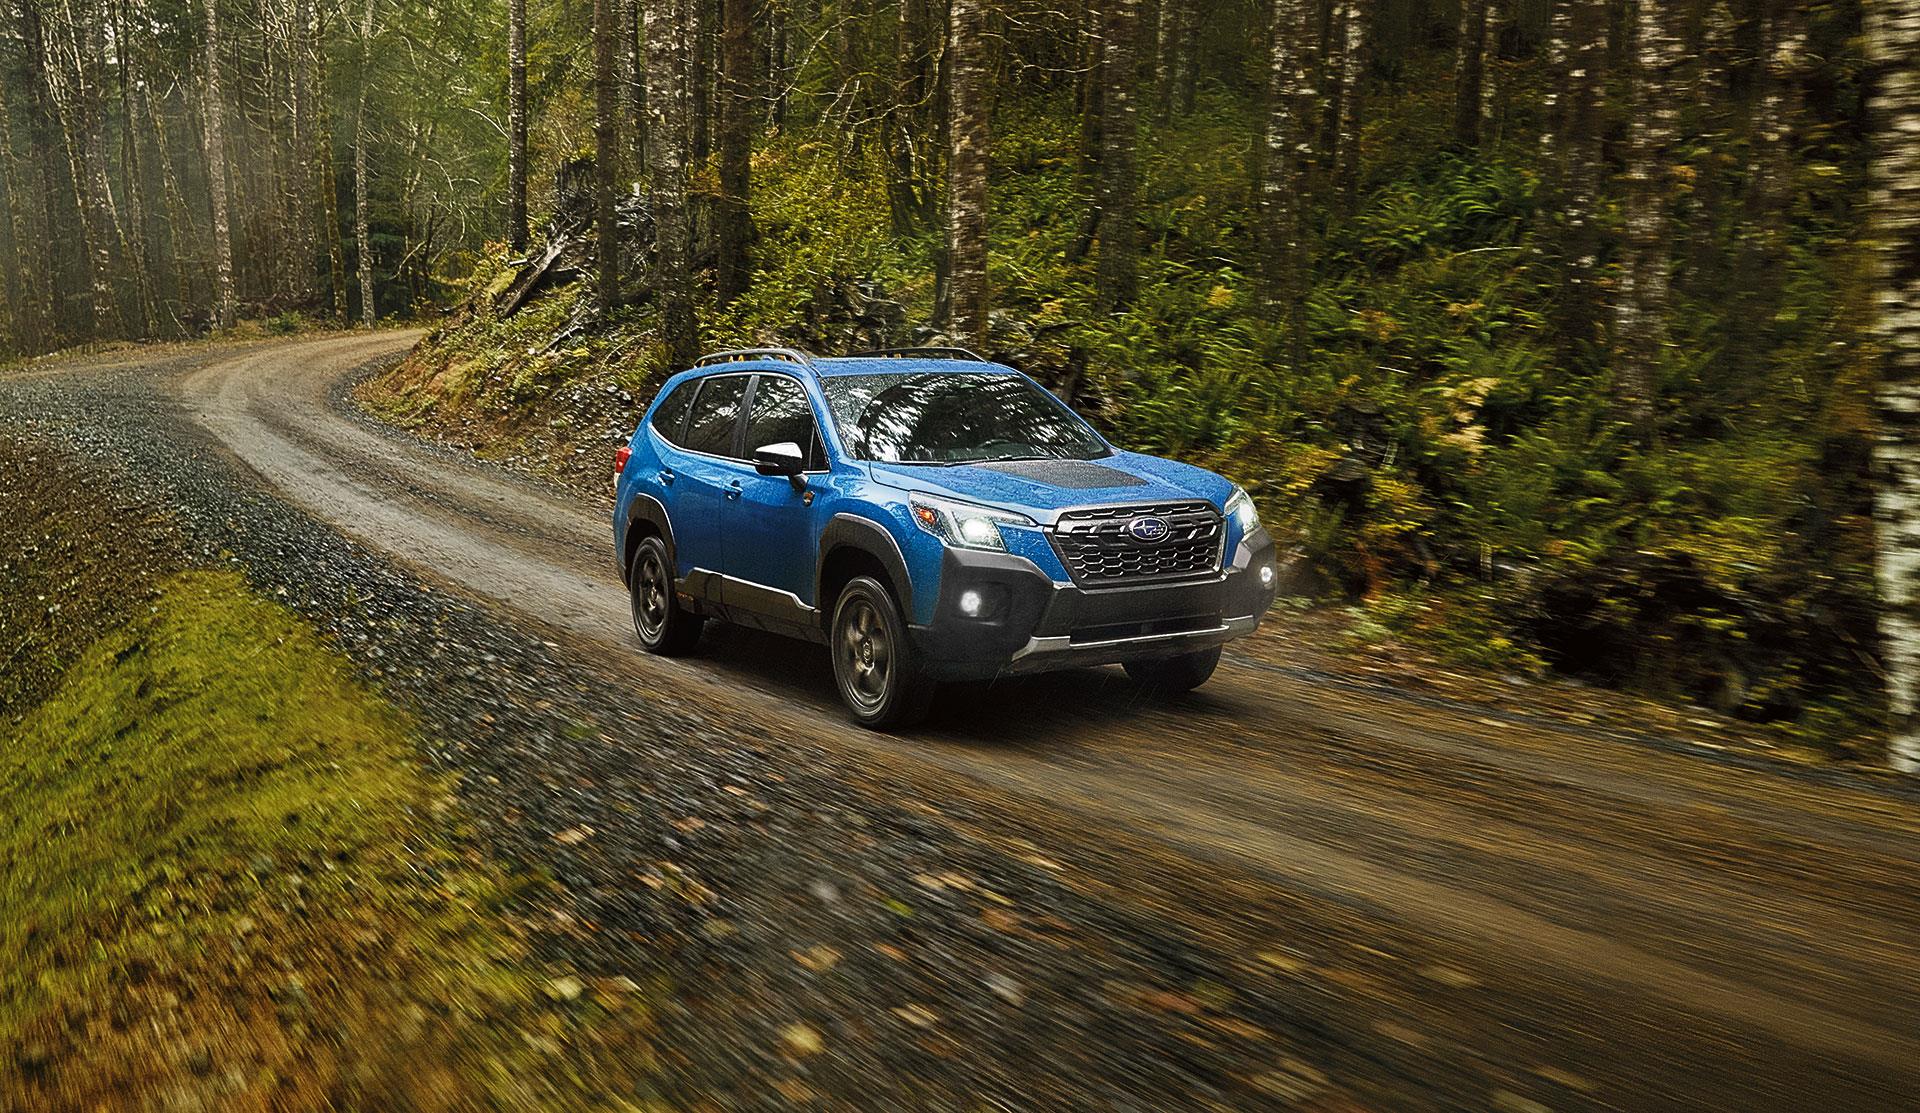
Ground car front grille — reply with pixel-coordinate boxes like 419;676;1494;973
1049;500;1224;587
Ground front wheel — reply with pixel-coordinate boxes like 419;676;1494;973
1123;646;1221;694
629;535;703;655
830;576;936;729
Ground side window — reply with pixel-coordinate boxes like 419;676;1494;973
743;376;823;469
649;379;699;446
682;375;750;457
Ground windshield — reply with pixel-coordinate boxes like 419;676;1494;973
820;372;1109;464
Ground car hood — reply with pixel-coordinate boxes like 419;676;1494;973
865;452;1234;523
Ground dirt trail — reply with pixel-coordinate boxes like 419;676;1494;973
136;332;1920;1108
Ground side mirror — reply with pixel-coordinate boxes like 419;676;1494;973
752;441;806;478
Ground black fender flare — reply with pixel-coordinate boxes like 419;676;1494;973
816;512;914;620
621;492;676;585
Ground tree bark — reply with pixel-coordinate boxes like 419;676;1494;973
594;0;619;316
645;0;697;365
313;0;349;322
509;0;529;253
203;0;237;329
1258;0;1308;320
1094;0;1139;310
112;0;154;335
1332;0;1367;206
353;0;376;326
0;44;51;350
1452;0;1489;149
946;0;989;347
1871;0;1920;772
1611;0;1682;443
715;0;753;305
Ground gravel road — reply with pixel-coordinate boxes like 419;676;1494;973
7;332;1920;1112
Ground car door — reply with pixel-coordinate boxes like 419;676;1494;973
722;373;827;624
664;372;751;591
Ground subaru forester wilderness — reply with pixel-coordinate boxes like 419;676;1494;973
612;346;1279;727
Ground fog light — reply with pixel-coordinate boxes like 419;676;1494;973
1259;564;1275;587
959;589;984;616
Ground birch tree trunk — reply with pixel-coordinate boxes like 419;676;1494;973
1257;0;1307;319
1870;0;1920;772
946;0;990;347
645;0;697;366
508;0;529;253
1332;0;1366;206
113;0;154;336
1095;0;1139;311
203;0;237;329
353;0;376;326
1611;0;1682;443
594;0;618;316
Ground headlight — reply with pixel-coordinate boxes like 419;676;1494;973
908;494;1033;552
1225;485;1261;534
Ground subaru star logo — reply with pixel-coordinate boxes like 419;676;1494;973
1128;515;1170;542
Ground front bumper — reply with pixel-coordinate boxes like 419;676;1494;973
907;526;1280;681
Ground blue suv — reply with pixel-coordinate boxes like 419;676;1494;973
612;347;1279;727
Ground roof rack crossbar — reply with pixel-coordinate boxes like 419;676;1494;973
849;346;990;364
693;346;816;368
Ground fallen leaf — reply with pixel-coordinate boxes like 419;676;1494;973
551;826;594;846
780;1023;824;1057
892;1004;938;1028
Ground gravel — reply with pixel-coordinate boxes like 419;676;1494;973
0;346;1385;1112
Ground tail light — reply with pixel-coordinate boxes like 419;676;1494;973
614;445;632;495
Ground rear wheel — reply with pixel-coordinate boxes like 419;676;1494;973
629;535;703;655
830;576;936;729
1123;646;1221;694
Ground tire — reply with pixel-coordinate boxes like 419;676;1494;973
1123;646;1221;694
629;535;703;656
830;576;936;729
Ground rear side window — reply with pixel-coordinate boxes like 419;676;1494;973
649;379;699;445
682;375;750;457
743;376;824;469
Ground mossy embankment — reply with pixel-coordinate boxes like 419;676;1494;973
0;436;657;1110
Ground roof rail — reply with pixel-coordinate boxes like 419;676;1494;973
693;347;815;369
848;346;991;364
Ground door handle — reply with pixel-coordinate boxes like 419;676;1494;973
725;480;742;501
657;468;674;485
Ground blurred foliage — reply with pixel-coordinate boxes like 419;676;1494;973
390;4;1880;754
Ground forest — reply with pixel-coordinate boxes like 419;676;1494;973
0;0;1915;761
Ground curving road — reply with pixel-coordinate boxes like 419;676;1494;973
60;332;1920;1108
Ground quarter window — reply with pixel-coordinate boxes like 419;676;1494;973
682;375;750;457
744;376;824;469
649;378;699;445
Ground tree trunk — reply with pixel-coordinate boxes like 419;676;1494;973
313;1;349;322
113;0;154;336
1258;0;1307;320
1452;0;1489;149
946;0;989;347
1095;0;1139;310
1332;0;1367;206
353;0;376;326
1155;0;1179;123
1611;0;1682;443
1871;0;1920;772
594;0;618;316
645;0;697;366
508;0;529;252
203;0;237;329
0;48;51;351
624;0;647;175
1479;0;1508;146
715;0;753;305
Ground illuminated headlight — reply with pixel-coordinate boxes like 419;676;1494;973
959;589;984;616
909;495;1033;552
1259;564;1275;587
1225;485;1262;534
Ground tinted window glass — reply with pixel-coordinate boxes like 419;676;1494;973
682;375;750;456
649;379;699;445
821;372;1108;464
743;376;822;469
